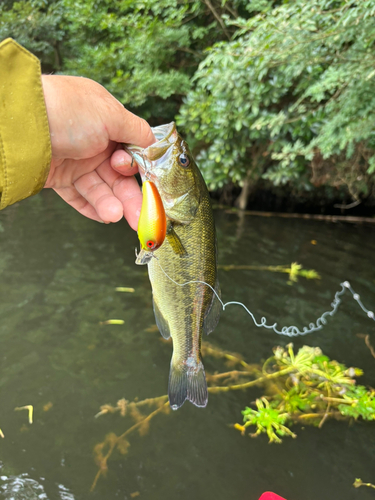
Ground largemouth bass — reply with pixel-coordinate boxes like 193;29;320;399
126;122;221;410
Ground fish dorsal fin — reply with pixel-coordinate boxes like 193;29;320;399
153;297;171;340
166;223;187;257
203;278;222;335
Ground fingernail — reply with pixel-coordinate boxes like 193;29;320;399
113;159;126;167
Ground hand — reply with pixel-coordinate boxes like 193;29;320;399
42;75;155;229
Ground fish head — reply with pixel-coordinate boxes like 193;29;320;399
125;122;201;224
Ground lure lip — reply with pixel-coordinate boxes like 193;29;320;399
135;247;153;265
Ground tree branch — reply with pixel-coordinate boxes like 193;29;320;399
203;0;230;40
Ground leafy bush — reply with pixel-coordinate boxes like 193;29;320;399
179;0;375;204
2;0;375;207
0;0;237;121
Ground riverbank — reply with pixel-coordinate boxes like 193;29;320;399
211;181;375;219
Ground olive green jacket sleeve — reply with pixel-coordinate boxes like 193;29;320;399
0;38;51;209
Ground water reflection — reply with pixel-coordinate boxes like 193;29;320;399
1;471;48;500
0;464;75;499
0;191;374;500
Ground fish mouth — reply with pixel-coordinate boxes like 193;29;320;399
152;122;176;143
124;122;178;177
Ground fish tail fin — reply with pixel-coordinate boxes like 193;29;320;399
168;357;208;410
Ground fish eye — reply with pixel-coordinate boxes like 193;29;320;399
178;153;190;168
146;240;156;250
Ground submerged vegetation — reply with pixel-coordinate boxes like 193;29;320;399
90;267;375;490
236;344;374;443
218;261;321;283
92;339;375;490
1;0;375;209
354;478;375;490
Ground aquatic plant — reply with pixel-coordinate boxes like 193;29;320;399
235;344;374;443
14;405;33;424
353;478;375;490
218;261;321;283
92;340;375;489
92;396;170;491
237;397;297;444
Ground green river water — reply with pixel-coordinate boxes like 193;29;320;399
0;190;374;500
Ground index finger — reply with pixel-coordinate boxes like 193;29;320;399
110;148;139;176
96;161;142;230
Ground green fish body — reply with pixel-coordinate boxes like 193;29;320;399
126;122;221;410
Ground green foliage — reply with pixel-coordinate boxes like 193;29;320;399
242;397;296;443
236;344;375;443
338;385;375;420
0;0;66;71
60;0;200;119
2;0;375;202
179;0;375;198
0;0;241;120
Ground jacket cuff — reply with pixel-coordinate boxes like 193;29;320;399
0;38;51;209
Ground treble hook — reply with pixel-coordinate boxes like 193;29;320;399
123;144;151;180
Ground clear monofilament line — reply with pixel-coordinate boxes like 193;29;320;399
155;259;375;337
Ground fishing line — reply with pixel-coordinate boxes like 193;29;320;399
154;259;375;337
127;147;151;180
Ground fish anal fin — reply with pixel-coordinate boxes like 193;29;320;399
166;222;187;257
153;298;171;340
168;357;208;410
203;278;221;335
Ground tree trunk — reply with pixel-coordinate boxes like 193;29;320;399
235;171;253;210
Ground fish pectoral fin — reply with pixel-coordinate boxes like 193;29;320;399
168;357;208;410
153;297;171;340
165;223;187;257
203;278;222;335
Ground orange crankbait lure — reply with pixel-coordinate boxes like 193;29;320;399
138;180;167;252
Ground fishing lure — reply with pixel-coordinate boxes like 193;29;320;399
138;180;167;252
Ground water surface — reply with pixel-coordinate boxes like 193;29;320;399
0;191;374;500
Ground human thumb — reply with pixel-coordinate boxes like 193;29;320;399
104;96;156;148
